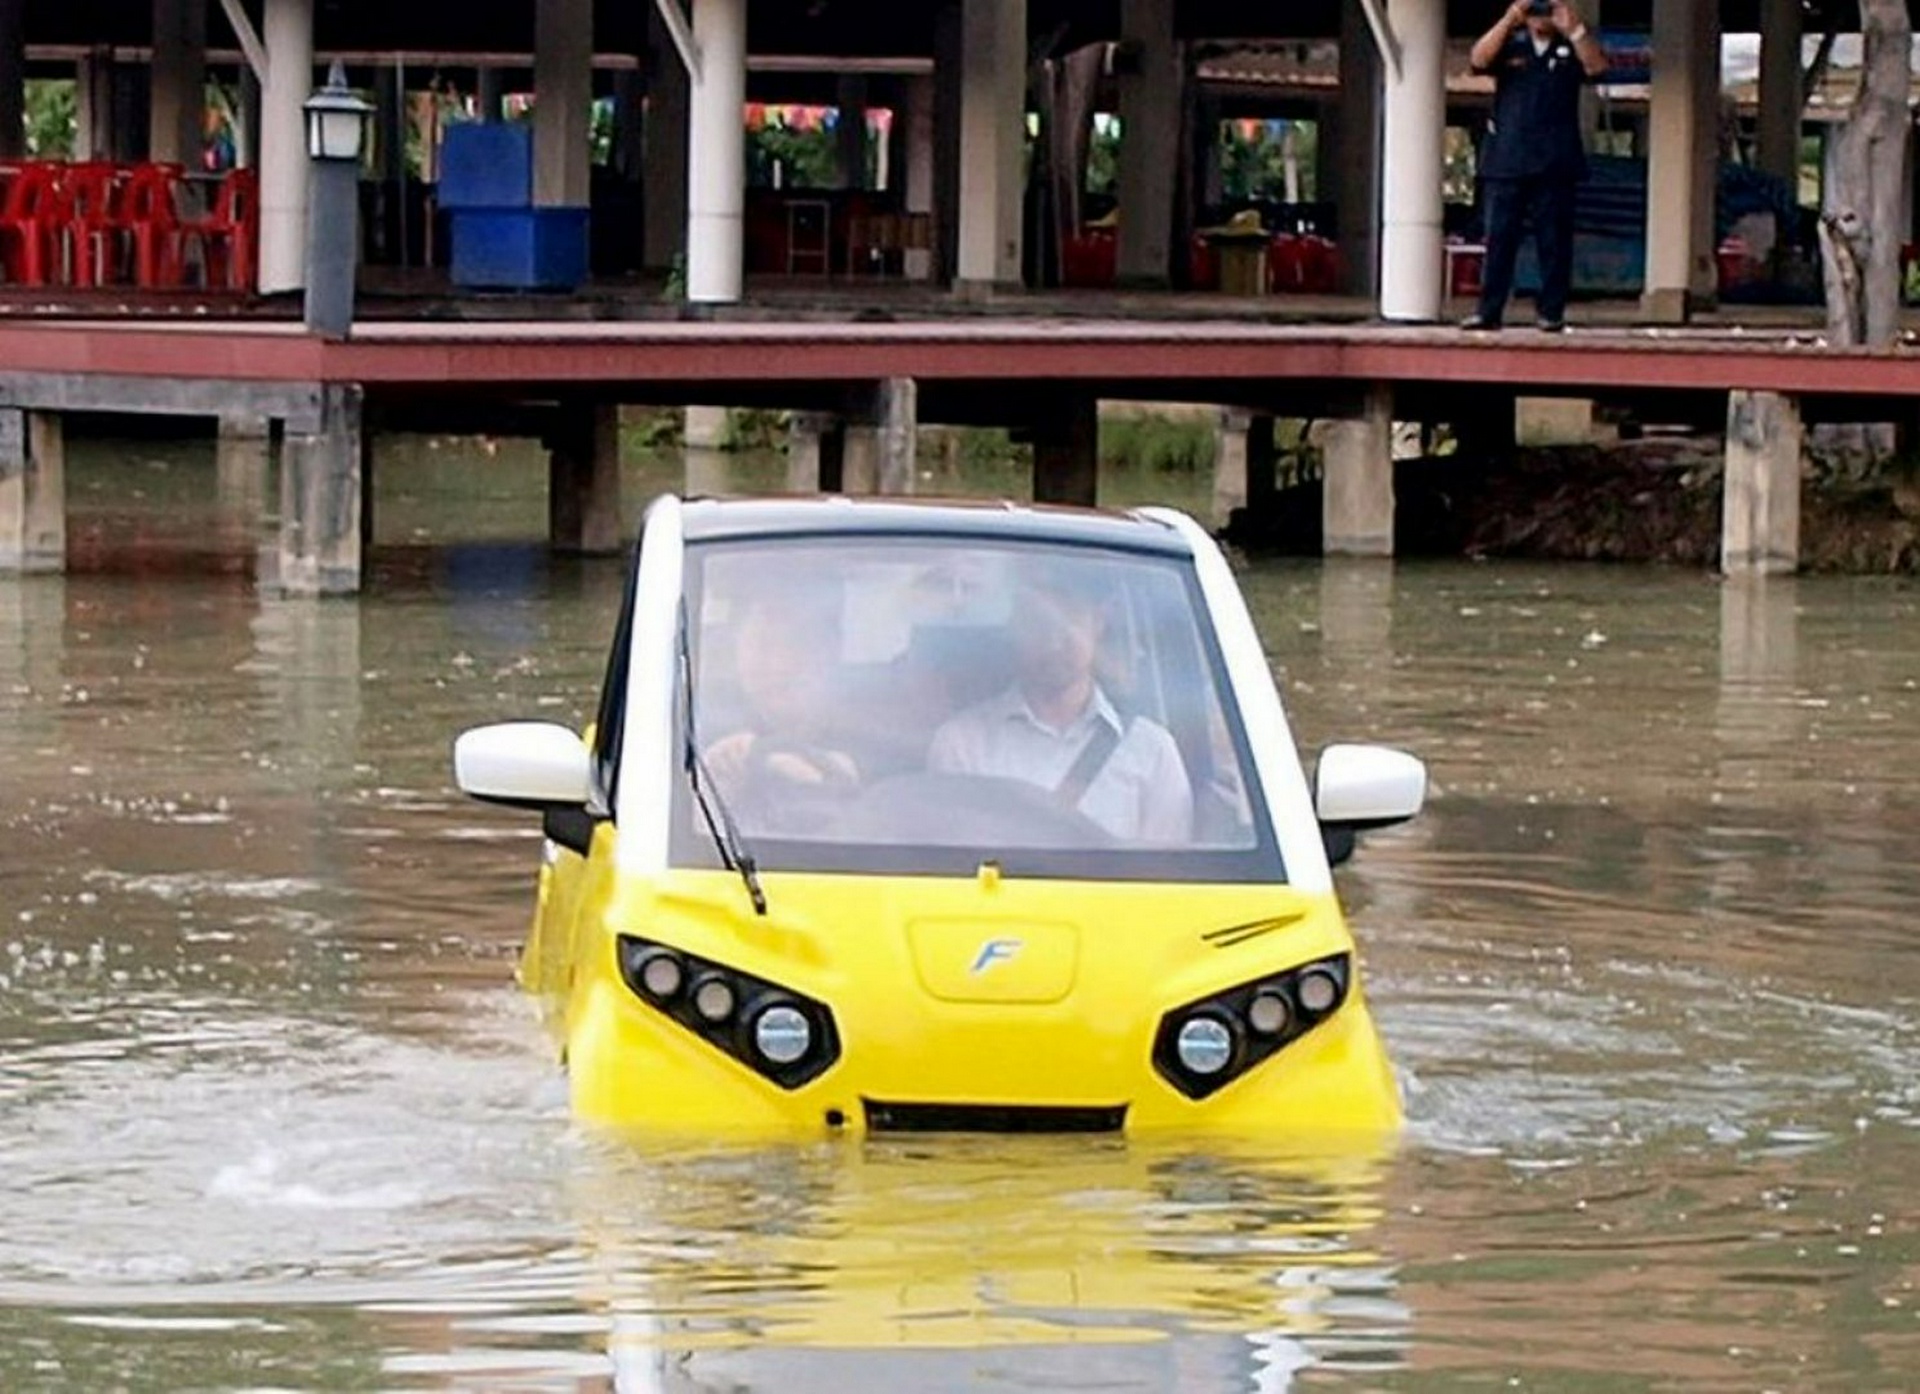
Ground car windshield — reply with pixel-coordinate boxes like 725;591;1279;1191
671;534;1283;883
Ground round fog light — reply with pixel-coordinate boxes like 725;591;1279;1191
753;1005;813;1066
636;951;684;1000
1296;968;1340;1015
691;975;737;1023
1247;989;1292;1036
1174;1016;1234;1076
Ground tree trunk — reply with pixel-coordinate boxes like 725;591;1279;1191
1821;0;1912;347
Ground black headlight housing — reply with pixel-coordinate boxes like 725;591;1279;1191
616;935;841;1089
1152;953;1352;1100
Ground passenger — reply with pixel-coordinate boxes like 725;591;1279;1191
702;591;859;816
926;559;1193;843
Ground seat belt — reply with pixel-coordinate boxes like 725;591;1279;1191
1054;719;1126;811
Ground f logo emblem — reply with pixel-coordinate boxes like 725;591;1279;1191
970;938;1023;974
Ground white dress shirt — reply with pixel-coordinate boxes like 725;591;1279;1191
926;685;1194;844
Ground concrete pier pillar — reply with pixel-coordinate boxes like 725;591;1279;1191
1379;0;1445;321
216;422;270;559
1212;409;1277;529
1033;396;1099;507
1755;0;1804;191
1322;384;1395;556
956;0;1026;294
786;412;846;493
549;404;624;555
534;0;593;208
1642;0;1718;322
684;406;729;450
0;411;66;575
875;378;918;494
0;0;23;161
258;0;314;293
1722;390;1802;576
149;0;207;167
275;385;362;595
644;4;691;273
687;0;747;303
1116;0;1178;286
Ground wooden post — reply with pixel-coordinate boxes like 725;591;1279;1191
1722;390;1802;575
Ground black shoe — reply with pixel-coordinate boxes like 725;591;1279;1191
1535;317;1567;333
1460;314;1501;331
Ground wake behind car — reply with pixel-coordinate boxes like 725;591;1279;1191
455;495;1425;1136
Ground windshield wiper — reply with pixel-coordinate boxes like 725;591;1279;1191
677;605;767;916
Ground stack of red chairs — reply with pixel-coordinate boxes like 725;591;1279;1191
1266;232;1343;295
0;161;257;293
1061;228;1117;288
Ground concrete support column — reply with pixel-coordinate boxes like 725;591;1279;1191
956;0;1026;294
549;404;624;555
1330;0;1383;297
904;74;936;279
0;0;28;161
1033;395;1098;506
0;411;66;575
258;0;315;293
687;0;747;304
534;0;593;207
645;4;691;272
150;0;208;166
875;378;917;494
1722;390;1802;575
1642;0;1717;322
275;385;362;595
1755;0;1803;192
1212;409;1277;529
1379;0;1445;321
786;412;846;492
1323;383;1395;555
1116;0;1178;285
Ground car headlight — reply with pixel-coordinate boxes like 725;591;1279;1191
1153;954;1352;1100
617;936;840;1088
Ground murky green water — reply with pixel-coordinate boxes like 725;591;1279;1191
3;433;1918;1390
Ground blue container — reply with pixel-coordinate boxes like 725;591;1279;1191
449;208;591;291
439;123;533;210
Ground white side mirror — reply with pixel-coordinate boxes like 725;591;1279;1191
454;721;592;808
1315;743;1426;828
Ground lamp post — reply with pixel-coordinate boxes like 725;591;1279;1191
302;60;373;339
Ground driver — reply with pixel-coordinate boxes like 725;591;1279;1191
702;589;859;817
926;557;1192;843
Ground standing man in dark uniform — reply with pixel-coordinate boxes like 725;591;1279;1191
1464;1;1608;331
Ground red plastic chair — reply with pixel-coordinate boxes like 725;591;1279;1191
61;163;129;287
1061;229;1117;288
1267;233;1307;293
1188;232;1219;291
178;168;258;292
1300;234;1342;294
0;163;63;287
117;164;186;288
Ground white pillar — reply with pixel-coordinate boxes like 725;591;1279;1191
0;0;25;161
904;74;936;280
1378;0;1445;321
534;0;592;207
687;0;746;304
258;0;314;294
1643;0;1716;322
150;0;207;166
1117;0;1178;285
956;0;1026;293
1722;390;1802;575
1756;0;1802;190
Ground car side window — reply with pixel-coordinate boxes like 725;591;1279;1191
589;528;643;813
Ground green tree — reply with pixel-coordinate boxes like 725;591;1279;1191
24;80;76;158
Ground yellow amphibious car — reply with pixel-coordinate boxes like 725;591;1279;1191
455;495;1425;1138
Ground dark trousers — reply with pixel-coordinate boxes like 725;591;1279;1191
1476;172;1577;324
